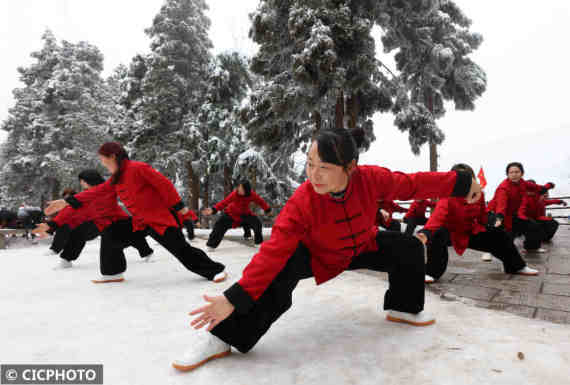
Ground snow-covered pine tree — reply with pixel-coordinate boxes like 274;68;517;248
131;0;213;172
241;0;396;155
0;30;110;207
377;0;487;166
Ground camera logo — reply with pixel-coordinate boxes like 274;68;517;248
4;369;17;381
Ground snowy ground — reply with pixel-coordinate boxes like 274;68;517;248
1;229;569;385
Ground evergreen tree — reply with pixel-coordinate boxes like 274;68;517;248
378;0;487;164
241;0;486;165
0;30;110;206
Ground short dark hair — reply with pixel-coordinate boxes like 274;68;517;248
451;163;475;178
506;162;524;175
78;169;105;187
237;180;251;196
311;128;366;168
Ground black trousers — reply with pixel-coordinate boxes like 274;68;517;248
184;220;195;240
207;213;263;247
53;221;153;262
403;217;427;236
211;231;426;353
512;216;545;250
100;219;225;279
538;219;559;241
381;221;401;232
425;227;526;280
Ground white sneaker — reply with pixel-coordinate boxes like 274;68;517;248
53;258;72;270
172;333;231;372
44;249;59;256
206;246;216;252
141;251;154;263
91;273;125;283
481;252;493;262
425;275;435;284
213;271;227;283
386;310;435;326
515;266;539;276
536;248;547;253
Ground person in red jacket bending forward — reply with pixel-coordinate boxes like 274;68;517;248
35;169;153;270
202;180;271;250
418;164;538;284
171;128;482;372
518;186;566;246
44;142;227;284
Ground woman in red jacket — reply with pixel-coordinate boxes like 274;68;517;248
202;180;271;250
403;199;436;236
171;128;482;372
44;143;227;284
518;187;566;246
489;162;554;251
419;164;537;283
37;170;154;270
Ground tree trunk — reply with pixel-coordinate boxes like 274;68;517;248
335;90;345;129
427;91;438;171
223;165;233;196
51;178;61;200
314;111;322;132
187;162;199;211
347;93;359;129
248;167;257;191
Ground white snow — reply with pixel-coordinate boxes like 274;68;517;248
1;229;569;384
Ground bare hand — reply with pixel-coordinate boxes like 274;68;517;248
466;178;482;204
32;223;51;238
380;209;390;222
44;199;68;216
201;208;213;216
494;218;502;227
415;233;428;245
189;294;234;332
178;207;189;216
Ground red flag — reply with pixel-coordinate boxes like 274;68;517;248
477;166;487;189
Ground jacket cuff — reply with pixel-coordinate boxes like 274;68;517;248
47;221;58;230
224;282;255;314
418;229;432;243
65;196;82;209
451;171;472;197
171;201;185;212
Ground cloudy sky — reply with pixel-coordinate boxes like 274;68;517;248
1;1;569;196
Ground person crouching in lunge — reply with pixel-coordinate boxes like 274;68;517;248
171;128;482;372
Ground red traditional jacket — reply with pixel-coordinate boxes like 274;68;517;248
404;199;437;220
375;200;407;227
233;166;470;302
423;193;488;255
179;209;198;223
491;179;551;231
66;161;184;235
214;190;270;226
519;194;564;221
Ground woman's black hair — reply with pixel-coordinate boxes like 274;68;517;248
98;142;130;185
506;162;524;175
311;127;366;169
451;163;475;178
78;169;105;187
237;180;252;196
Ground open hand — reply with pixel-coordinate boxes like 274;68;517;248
201;208;213;216
32;223;51;238
189;294;235;332
44;199;68;216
